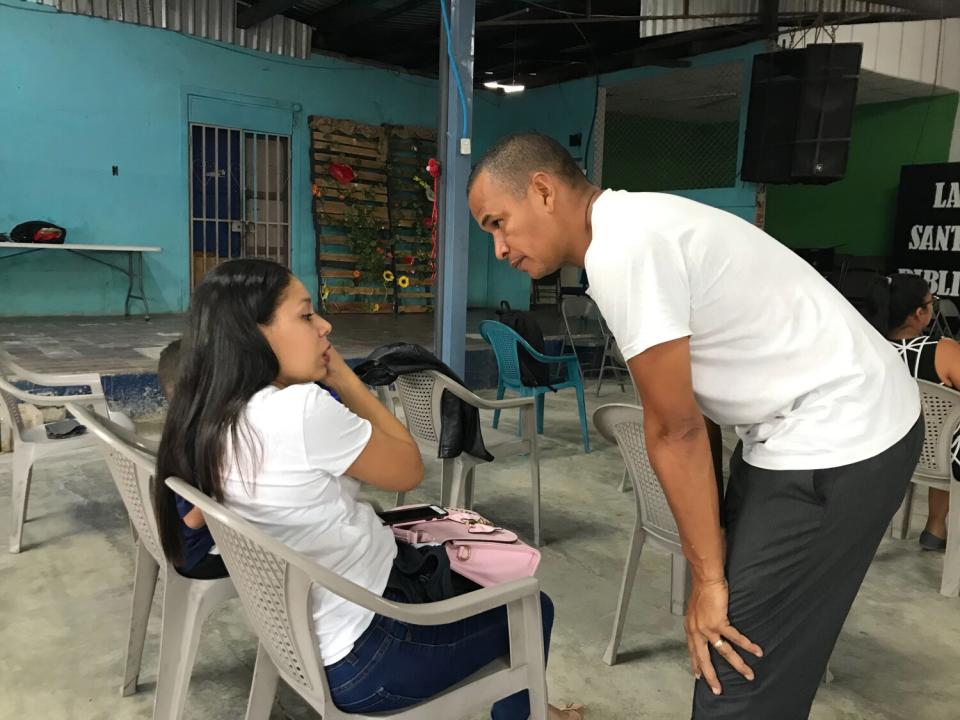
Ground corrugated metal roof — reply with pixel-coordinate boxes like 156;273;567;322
34;0;313;58
639;0;916;39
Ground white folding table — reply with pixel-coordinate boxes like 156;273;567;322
0;242;162;320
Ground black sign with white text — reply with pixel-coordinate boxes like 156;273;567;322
894;162;960;297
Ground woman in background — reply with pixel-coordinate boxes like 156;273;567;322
881;273;960;550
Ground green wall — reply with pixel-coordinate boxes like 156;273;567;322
765;92;959;257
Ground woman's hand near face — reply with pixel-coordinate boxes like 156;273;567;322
322;344;424;493
321;345;357;393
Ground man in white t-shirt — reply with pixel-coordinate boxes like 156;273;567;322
468;133;923;719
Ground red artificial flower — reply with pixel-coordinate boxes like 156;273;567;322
329;163;356;185
426;158;441;179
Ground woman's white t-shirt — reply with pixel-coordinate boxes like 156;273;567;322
585;190;920;471
221;383;397;665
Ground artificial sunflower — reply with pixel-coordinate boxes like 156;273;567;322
320;285;330;301
383;270;395;283
371;303;381;313
398;275;410;289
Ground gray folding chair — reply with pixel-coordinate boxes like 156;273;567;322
67;403;236;720
560;296;628;397
165;477;549;720
890;379;960;597
593;403;688;666
933;298;960;340
392;370;545;546
0;359;133;552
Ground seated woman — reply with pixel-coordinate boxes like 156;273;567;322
154;259;582;720
881;273;960;550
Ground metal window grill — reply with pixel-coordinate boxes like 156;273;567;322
601;61;744;191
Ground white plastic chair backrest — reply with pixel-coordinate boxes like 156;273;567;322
916;380;960;480
66;403;164;564
0;376;27;443
165;477;341;715
394;371;443;446
594;403;680;546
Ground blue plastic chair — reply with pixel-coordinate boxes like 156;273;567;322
480;320;591;453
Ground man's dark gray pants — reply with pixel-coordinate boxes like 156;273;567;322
692;416;924;719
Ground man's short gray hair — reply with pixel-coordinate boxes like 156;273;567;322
468;132;587;197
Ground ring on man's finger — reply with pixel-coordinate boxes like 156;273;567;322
713;638;725;649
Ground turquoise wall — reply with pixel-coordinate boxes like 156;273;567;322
0;2;437;316
0;2;760;316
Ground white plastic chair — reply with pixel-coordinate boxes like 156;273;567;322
595;404;838;681
593;403;689;666
67;403;237;720
0;352;133;552
391;370;545;545
890;380;960;597
165;476;550;720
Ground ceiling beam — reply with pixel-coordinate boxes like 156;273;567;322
311;0;432;33
321;0;535;57
236;0;301;29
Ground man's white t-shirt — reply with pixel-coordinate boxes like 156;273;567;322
221;383;396;665
585;190;919;470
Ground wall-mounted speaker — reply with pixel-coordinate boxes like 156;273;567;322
741;43;863;185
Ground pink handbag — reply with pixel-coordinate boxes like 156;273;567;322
391;508;541;588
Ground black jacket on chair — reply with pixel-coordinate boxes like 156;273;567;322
354;343;494;462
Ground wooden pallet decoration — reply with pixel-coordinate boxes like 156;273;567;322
311;116;391;313
310;115;438;315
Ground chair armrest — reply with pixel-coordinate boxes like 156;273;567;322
431;373;534;410
300;557;542;625
1;351;105;393
166;475;541;631
510;338;577;365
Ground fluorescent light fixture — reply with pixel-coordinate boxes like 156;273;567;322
483;80;525;94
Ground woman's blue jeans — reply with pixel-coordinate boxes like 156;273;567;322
325;592;554;719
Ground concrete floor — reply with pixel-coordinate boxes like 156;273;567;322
1;386;957;720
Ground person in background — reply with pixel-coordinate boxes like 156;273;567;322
153;260;583;720
157;339;228;579
880;273;959;551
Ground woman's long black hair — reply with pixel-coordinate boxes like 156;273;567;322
155;259;292;564
866;272;931;337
